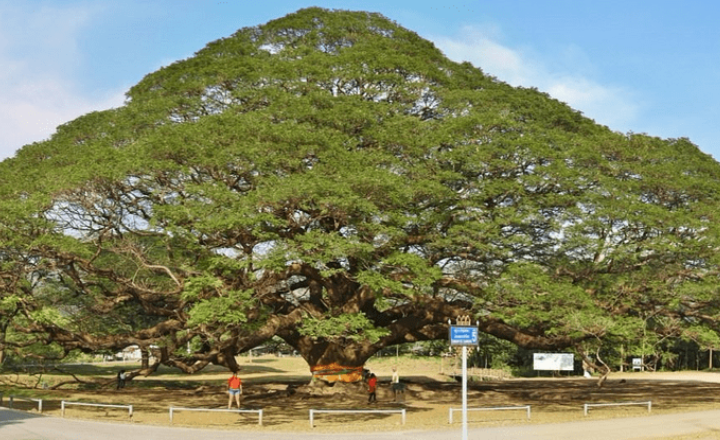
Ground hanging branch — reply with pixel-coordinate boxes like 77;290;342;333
48;367;111;390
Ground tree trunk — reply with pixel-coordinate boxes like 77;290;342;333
141;348;150;370
282;335;374;383
0;321;7;366
216;348;240;372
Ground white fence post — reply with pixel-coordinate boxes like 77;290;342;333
309;408;405;427
60;401;133;419
583;401;652;416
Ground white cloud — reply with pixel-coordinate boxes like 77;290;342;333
432;25;641;132
0;77;125;159
544;77;639;130
0;2;125;160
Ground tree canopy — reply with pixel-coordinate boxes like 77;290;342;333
2;8;720;378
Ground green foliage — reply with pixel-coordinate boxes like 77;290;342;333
299;312;390;343
186;289;254;327
181;276;224;302
28;308;70;327
0;295;20;313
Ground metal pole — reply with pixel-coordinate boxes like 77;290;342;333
462;345;468;440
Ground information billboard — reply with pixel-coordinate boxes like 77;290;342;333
449;326;479;346
533;353;574;371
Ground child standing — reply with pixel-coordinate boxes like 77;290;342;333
227;371;243;409
367;373;377;403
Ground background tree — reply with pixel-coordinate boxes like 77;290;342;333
2;8;720;381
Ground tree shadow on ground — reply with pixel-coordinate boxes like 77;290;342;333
7;376;720;429
0;406;44;428
462;378;720;411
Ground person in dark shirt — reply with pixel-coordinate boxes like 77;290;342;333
116;370;126;390
391;366;406;402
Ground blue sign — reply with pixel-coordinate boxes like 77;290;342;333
449;326;479;346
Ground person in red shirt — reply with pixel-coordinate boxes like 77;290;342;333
227;371;243;409
367;373;377;403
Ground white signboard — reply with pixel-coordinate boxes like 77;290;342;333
533;353;574;371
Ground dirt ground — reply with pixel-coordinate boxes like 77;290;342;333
5;356;720;434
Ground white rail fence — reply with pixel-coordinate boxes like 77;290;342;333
0;394;43;412
583;401;652;416
448;405;531;424
309;408;406;427
3;395;656;425
61;401;133;419
169;406;263;425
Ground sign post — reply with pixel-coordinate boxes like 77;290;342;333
449;316;478;440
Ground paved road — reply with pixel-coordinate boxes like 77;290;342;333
3;407;720;440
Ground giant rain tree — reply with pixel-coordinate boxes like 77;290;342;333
2;8;720;381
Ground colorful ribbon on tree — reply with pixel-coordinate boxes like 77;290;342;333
310;363;364;383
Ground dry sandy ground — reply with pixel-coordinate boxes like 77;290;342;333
10;375;720;433
5;358;720;437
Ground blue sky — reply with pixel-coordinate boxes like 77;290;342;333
2;0;719;161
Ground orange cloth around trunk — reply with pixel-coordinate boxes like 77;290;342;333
310;363;364;383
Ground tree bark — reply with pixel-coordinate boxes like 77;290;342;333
141;347;150;370
0;321;8;366
280;334;373;383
